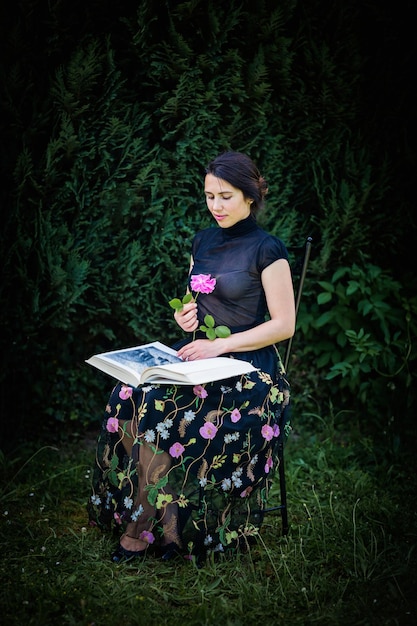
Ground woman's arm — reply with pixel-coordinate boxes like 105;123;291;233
176;258;296;361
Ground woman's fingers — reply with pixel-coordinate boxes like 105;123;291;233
174;302;198;331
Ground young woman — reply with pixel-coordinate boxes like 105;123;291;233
88;151;295;562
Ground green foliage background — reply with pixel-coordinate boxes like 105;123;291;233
0;0;415;450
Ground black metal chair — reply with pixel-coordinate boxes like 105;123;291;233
255;236;313;535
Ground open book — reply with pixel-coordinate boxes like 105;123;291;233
85;341;257;386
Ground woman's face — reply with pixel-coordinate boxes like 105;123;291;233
204;173;252;228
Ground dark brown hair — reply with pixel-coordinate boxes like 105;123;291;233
205;151;268;216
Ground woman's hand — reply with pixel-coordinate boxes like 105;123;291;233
177;338;225;361
174;301;199;333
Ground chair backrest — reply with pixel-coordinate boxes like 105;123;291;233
283;236;313;373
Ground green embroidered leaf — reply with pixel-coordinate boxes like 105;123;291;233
212;454;227;469
109;469;119;487
225;530;239;544
147;486;158;506
270;387;279;403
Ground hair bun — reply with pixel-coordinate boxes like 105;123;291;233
259;176;268;198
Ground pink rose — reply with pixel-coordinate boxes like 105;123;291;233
106;417;119;433
190;274;217;294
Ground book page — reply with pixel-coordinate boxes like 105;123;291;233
95;342;181;377
141;357;256;385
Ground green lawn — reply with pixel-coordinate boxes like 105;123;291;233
1;411;416;625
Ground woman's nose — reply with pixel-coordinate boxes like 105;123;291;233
213;196;223;211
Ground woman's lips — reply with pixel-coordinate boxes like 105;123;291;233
214;214;227;221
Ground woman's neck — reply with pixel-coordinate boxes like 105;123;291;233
222;214;258;238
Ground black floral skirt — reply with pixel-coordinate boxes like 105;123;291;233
88;359;290;559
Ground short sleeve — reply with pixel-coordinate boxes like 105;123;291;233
256;235;289;273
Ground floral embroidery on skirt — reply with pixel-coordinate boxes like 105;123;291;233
88;367;290;558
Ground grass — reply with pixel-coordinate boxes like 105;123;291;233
1;409;416;626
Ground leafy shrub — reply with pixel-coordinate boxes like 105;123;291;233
295;262;417;443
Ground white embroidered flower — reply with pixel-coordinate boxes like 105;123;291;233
235;381;242;392
199;477;207;487
221;478;232;491
159;429;170;440
123;497;133;509
165;418;173;428
144;429;155;443
131;504;144;521
220;385;232;394
156;422;166;433
204;534;213;546
184;410;195;423
224;432;240;444
90;495;101;506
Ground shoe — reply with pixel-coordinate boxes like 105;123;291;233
160;542;182;561
111;542;147;563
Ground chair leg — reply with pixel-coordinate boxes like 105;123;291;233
278;441;289;536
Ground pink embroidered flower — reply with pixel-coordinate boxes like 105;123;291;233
265;457;273;474
190;273;217;294
261;424;274;441
231;408;241;423
119;385;133;400
169;442;185;458
193;385;208;399
240;486;253;498
273;424;280;437
139;530;155;545
106;417;119;433
113;512;122;525
199;422;217;440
